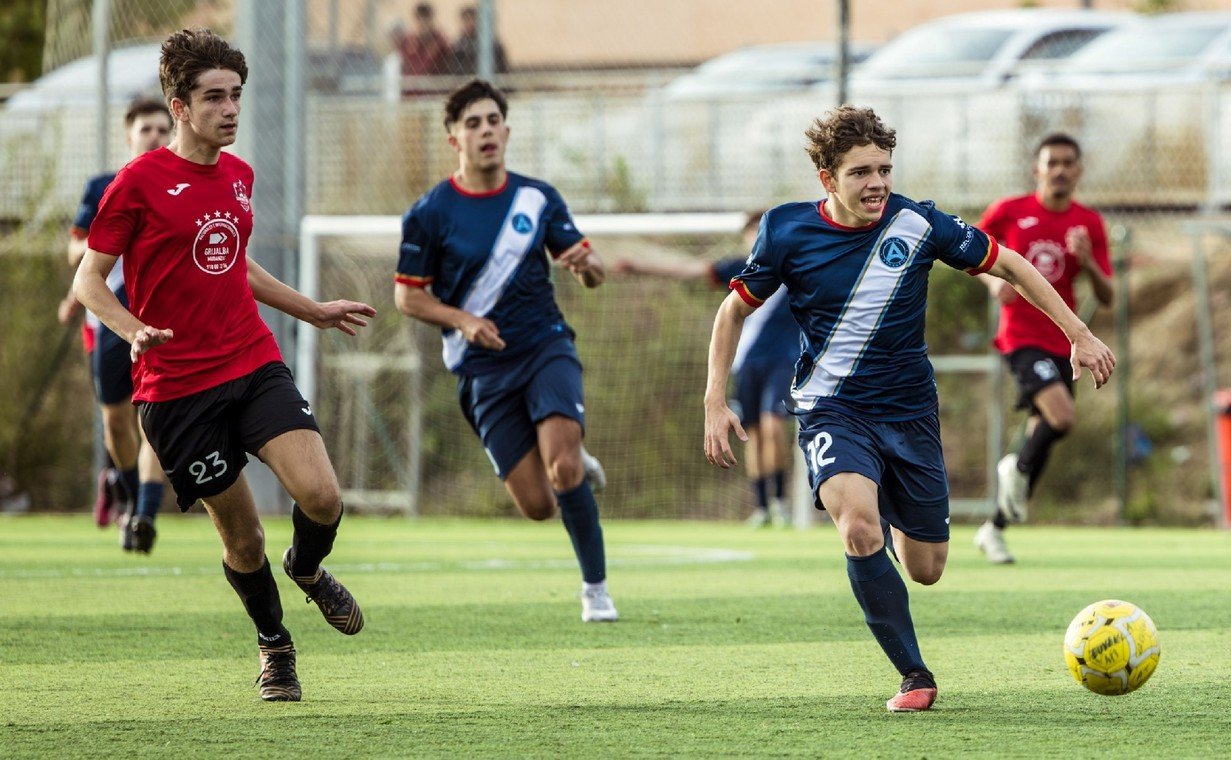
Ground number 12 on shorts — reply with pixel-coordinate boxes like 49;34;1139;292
805;431;836;477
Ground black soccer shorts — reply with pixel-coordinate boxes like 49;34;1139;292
139;361;320;510
1006;347;1075;413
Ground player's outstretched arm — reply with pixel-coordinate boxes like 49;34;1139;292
987;246;1116;388
554;241;605;288
394;283;505;351
704;292;753;468
612;255;712;281
73;248;172;363
247;257;375;335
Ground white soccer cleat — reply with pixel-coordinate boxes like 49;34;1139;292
996;453;1029;523
580;586;619;622
769;498;792;528
580;446;606;492
973;520;1015;564
744;509;769;529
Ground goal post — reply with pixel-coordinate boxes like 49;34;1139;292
297;213;1000;521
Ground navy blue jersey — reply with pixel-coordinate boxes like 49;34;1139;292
397;174;585;375
712;258;799;374
71;172;117;235
731;194;998;421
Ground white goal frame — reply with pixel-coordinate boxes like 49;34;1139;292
298;213;1001;521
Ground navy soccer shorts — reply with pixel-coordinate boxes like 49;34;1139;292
92;325;133;405
139;361;320;510
797;404;950;543
732;357;793;427
1006;347;1074;412
457;337;586;479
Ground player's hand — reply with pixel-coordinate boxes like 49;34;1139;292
555;242;605;287
1067;225;1094;269
57;295;82;325
1070;328;1115;389
129;326;174;362
459;314;505;351
314;300;377;336
704;401;747;469
989;277;1018;305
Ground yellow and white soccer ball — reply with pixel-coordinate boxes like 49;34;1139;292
1063;599;1160;695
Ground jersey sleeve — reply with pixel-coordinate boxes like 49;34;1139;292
541;185;586;257
86;170;140;257
709;258;746;289
927;206;999;275
729;215;782;307
395;200;438;289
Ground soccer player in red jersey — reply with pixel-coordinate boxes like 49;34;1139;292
73;29;377;702
973;134;1114;564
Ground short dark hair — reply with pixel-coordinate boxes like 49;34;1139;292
415;2;434;19
124;97;170;127
1036;132;1082;159
444;78;508;130
804;105;897;173
159;29;248;107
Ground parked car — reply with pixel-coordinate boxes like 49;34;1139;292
658;42;875;101
3;43;162;113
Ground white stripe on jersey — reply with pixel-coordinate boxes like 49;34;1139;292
733;285;786;375
791;209;932;411
443;186;548;370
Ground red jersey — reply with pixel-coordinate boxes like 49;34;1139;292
978;194;1110;356
88;147;281;402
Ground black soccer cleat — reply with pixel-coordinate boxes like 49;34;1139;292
117;512;135;552
256;643;301;702
282;548;364;635
130;515;157;554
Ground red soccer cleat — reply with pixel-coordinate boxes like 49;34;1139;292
93;468;115;528
886;669;937;712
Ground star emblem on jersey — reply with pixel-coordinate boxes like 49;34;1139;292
878;237;911;269
166;182;191;196
233;179;251;213
193;210;241;275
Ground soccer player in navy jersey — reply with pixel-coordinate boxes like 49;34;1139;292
394;79;617;623
74;29;376;702
59;98;172;551
615;211;799;528
704;106;1115;712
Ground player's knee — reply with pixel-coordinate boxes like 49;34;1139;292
226;527;266;567
546;455;583;493
906;563;944;586
520;496;556;521
1049;411;1074;435
839;518;885;557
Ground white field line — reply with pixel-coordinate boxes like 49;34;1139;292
0;544;754;580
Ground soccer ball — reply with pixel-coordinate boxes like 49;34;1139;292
1063;599;1160;695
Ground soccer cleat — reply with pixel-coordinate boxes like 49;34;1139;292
256;643;301;702
580;586;619;622
93;468;115;528
282;548;364;635
744;509;770;529
130;515;157;554
580;446;606;492
769;498;792;528
996;453;1029;524
886;669;938;712
973;521;1014;564
117;512;135;552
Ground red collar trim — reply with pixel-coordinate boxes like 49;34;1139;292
817;199;879;231
449;175;508;197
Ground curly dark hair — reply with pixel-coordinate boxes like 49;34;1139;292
159;28;248;107
443;78;508;130
804;105;897;174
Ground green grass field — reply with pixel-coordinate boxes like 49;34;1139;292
2;515;1228;758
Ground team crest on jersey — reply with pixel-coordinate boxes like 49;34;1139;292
193;211;241;275
511;212;534;234
233;179;251;213
878;237;910;268
1025;239;1066;282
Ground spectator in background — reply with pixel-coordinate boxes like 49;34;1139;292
400;2;451;78
450;5;509;76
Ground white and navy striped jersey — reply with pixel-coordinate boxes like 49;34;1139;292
731;194;998;421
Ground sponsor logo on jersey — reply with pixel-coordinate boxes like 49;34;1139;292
233;179;251;213
511;212;533;234
878;237;910;268
166;183;191;196
193;211;241;275
1018;216;1039;229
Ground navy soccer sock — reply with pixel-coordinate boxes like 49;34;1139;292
557;480;606;583
847;546;926;676
223;558;292;647
135;481;164;519
772;470;787;501
290;503;341;577
752;478;770;512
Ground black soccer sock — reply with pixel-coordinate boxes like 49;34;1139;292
223;558;292;647
557;480;606;584
847;546;926;676
772;470;787;501
1017;419;1068;493
290;502;342;577
118;467;140;508
752;478;770;511
992;510;1008;530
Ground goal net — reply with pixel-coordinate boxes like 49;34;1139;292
298;213;1000;520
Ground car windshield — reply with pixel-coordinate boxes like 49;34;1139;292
857;27;1013;78
693;48;833;83
1069;24;1228;71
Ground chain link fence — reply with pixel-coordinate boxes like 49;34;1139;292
2;0;1229;522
